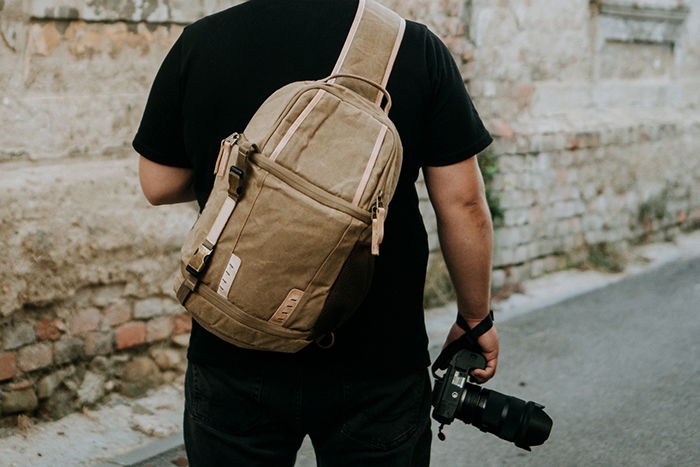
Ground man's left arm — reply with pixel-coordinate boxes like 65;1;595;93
138;156;196;205
133;32;193;205
424;156;497;383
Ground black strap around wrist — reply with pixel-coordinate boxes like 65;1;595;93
431;310;495;376
455;309;494;338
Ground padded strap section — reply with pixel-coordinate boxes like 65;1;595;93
331;0;405;104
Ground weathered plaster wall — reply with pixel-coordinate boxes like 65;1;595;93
1;0;699;421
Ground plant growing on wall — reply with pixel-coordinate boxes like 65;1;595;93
477;150;504;228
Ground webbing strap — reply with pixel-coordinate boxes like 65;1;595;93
330;0;406;105
176;196;238;305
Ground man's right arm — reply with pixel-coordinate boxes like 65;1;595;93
424;155;499;383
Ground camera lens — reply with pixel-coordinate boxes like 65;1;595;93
456;383;552;450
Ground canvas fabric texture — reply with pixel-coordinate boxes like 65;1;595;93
174;0;406;352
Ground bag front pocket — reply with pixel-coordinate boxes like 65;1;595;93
221;173;356;325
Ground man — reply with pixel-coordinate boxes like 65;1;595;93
134;0;497;465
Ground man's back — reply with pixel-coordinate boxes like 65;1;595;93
135;1;495;464
134;0;491;376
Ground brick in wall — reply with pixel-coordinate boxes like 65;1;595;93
115;321;147;349
0;352;17;381
35;319;64;341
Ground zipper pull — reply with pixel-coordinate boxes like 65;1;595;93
371;193;386;256
215;133;240;177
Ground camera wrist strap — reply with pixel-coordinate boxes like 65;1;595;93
431;310;494;376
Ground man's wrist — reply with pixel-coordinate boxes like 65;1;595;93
456;310;494;333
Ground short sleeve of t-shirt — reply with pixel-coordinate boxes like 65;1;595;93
132;34;191;168
421;29;492;167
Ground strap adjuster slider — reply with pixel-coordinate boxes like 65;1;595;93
186;244;213;276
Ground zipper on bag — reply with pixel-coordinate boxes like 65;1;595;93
371;191;386;255
214;132;240;177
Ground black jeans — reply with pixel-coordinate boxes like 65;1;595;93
184;358;432;466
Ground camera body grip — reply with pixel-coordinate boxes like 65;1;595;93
432;349;486;424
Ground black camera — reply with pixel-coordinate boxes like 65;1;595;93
432;348;553;451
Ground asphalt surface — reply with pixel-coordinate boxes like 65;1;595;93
133;257;700;466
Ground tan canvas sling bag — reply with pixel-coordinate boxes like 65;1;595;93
174;0;406;352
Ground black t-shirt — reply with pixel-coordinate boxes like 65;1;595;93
133;0;492;376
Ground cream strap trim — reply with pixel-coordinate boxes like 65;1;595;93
352;124;388;206
329;0;366;83
217;253;241;298
205;197;237;247
269;90;326;162
375;17;406;105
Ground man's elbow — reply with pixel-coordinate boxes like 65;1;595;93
143;192;168;206
436;195;493;230
140;184;174;206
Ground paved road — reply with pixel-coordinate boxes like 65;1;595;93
134;257;700;466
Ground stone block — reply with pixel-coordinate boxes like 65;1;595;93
54;337;84;365
493;247;515;267
37;373;60;399
491;269;506;290
150;348;183;371
77;371;106;405
146;316;175;343
35;319;64;341
134;298;180;319
84;331;113;356
69;307;101;336
2;388;38;414
3;322;35;350
172;333;190;347
92;284;126;307
115;322;147;350
120;356;161;398
174;314;192;335
0;352;17;381
102;303;132;327
6;379;34;391
17;343;53;372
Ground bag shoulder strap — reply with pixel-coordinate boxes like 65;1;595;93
329;0;406;106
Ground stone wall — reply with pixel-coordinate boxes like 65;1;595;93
1;0;699;421
0;0;231;422
418;0;700;299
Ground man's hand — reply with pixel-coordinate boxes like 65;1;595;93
443;322;499;384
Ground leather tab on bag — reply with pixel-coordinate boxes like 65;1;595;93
269;289;305;326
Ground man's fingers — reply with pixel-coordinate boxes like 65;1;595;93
469;359;497;384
